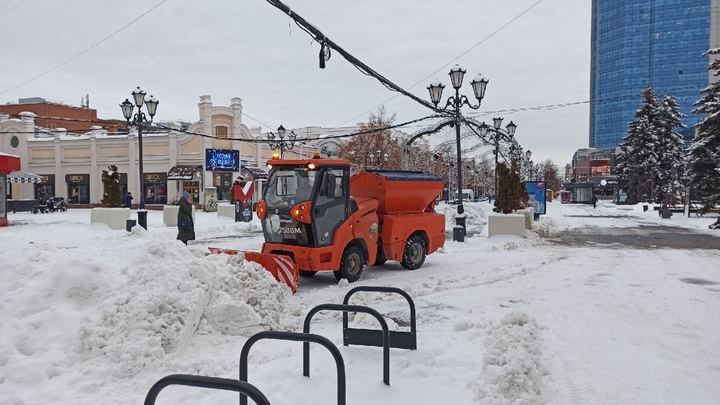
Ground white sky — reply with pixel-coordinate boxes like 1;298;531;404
0;0;591;167
1;201;719;403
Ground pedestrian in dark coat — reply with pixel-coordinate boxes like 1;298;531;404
177;191;195;245
592;194;598;209
123;192;133;208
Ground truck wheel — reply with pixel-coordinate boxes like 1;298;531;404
334;245;364;282
401;235;426;270
299;270;317;277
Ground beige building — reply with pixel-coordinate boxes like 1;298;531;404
1;95;355;208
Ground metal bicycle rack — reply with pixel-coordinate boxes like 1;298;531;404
304;303;390;386
144;374;270;405
239;330;347;405
343;286;417;350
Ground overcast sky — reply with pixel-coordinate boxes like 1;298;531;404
0;0;591;166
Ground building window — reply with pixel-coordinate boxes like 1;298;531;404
215;126;228;138
10;136;19;149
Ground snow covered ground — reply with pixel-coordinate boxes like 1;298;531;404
1;200;719;404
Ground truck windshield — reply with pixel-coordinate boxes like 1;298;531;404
265;167;317;207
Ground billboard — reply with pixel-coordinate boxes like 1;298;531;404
205;149;239;172
525;181;547;215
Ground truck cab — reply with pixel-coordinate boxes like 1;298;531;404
259;162;350;249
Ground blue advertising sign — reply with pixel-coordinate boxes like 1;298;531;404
205;149;239;172
525;181;547;215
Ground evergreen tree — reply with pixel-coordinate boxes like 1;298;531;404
655;95;686;204
101;165;122;207
689;48;720;212
616;85;662;203
494;160;527;214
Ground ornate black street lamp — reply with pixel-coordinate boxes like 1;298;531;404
369;149;389;169
427;64;488;222
477;117;517;199
267;125;297;158
120;87;158;229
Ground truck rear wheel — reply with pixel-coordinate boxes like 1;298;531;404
401;235;426;270
334;245;364;282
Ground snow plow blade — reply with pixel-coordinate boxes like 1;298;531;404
208;248;299;292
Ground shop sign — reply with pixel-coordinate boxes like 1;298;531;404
144;173;167;183
66;174;89;183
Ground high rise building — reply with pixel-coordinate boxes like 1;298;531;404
589;0;715;149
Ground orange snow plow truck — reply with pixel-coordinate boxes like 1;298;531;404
210;154;446;292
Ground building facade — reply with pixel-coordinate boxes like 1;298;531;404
1;96;356;208
590;0;713;149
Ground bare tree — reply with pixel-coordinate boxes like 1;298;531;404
540;158;562;192
337;106;401;174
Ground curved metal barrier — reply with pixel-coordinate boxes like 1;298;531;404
239;330;346;405
343;286;417;350
304;303;390;385
144;374;270;405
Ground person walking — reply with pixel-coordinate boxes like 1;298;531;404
176;191;195;245
123;192;133;208
592;194;598;209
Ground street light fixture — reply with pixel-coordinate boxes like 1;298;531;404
267;125;297;158
120;87;159;229
427;64;488;225
369;149;389;169
478;117;517;199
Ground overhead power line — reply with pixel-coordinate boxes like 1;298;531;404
264;0;443;115
335;0;545;127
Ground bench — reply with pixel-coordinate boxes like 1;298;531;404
7;199;37;213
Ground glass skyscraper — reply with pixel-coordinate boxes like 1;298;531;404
590;0;711;149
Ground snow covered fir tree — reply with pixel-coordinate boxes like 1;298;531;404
689;48;720;213
494;161;527;214
616;85;686;204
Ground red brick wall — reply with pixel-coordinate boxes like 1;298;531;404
0;103;126;134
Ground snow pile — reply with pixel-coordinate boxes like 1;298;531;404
72;241;296;378
476;311;547;404
202;253;296;335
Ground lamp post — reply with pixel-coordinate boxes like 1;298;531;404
525;150;532;181
267;125;297;158
427;65;489;224
369;149;389;169
120;87;159;229
477;117;517;199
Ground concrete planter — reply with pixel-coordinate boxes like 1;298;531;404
90;207;131;230
487;213;525;237
163;205;195;227
516;208;535;230
217;203;235;219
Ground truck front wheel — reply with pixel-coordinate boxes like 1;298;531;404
334;245;365;282
401;235;426;270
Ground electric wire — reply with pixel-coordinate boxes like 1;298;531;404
335;0;545;127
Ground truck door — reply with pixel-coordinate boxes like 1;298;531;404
312;168;349;247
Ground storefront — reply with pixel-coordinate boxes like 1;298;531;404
35;174;55;199
1;152;21;227
213;172;233;201
143;172;167;205
66;174;90;204
564;182;595;204
167;165;203;205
